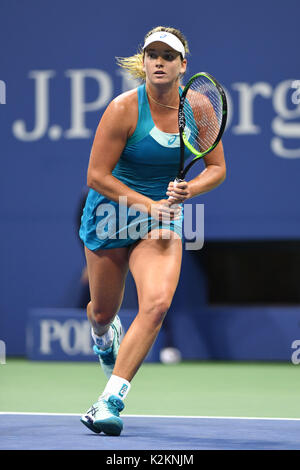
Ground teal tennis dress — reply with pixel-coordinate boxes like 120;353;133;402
79;84;190;251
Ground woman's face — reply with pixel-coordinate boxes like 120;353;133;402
143;41;187;87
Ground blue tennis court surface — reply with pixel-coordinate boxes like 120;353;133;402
0;413;300;450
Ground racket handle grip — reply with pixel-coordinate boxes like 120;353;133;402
168;178;185;202
174;177;185;185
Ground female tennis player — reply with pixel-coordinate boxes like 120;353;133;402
80;26;226;436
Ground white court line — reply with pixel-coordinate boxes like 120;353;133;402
1;411;300;421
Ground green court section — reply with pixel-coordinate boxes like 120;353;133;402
1;359;300;418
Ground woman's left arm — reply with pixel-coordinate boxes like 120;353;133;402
166;140;226;202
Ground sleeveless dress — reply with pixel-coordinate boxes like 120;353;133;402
79;84;191;251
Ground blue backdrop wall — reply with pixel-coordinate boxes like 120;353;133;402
0;0;300;356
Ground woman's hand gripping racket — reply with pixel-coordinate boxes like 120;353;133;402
168;72;227;203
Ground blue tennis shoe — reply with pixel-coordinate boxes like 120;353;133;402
93;315;123;379
80;395;124;436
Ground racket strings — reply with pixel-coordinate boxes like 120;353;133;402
183;77;223;153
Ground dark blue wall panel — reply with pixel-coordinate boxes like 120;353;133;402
1;0;299;354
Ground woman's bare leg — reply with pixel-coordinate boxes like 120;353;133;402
84;245;130;335
112;230;182;381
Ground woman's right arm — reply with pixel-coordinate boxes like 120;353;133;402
87;92;153;212
87;92;180;221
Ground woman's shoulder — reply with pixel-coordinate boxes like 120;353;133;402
105;88;140;136
111;87;139;113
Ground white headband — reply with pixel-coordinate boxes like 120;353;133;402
143;31;185;58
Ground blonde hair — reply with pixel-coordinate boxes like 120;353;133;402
116;26;189;81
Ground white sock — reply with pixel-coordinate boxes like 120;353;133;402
91;327;114;350
100;374;131;401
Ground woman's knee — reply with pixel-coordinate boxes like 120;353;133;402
139;292;174;326
87;301;116;327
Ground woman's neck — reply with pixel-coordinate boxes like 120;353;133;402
146;83;180;110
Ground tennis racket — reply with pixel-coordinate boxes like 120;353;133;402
169;72;227;200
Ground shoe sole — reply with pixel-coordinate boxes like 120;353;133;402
93;417;123;436
80;416;101;434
